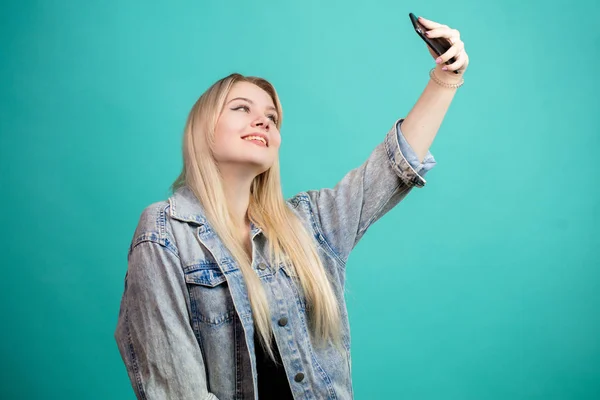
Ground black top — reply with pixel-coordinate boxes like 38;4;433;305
254;331;294;399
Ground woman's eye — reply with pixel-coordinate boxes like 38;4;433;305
231;105;277;124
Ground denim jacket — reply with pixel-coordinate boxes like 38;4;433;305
115;119;436;400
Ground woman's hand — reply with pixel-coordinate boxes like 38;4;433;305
418;16;469;78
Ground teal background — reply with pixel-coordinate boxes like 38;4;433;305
1;0;598;398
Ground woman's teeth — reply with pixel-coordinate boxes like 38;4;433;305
243;136;267;146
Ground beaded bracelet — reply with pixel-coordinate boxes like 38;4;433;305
429;68;464;89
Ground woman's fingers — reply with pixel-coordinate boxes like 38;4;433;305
419;17;469;74
437;40;464;64
418;16;443;29
442;51;467;72
426;27;460;40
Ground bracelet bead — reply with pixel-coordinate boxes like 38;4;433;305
429;68;464;89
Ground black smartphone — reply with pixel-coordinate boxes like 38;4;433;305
409;12;459;74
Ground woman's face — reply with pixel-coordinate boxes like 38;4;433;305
213;81;281;175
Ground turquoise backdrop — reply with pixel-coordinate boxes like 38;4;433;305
1;0;598;399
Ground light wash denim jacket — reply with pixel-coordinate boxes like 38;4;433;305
115;119;436;400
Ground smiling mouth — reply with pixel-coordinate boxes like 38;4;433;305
242;136;268;147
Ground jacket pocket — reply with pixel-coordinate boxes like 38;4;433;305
184;263;236;326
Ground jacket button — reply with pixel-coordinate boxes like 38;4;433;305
278;317;288;327
257;263;267;270
294;372;305;382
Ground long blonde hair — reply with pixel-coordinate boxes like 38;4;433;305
171;73;341;359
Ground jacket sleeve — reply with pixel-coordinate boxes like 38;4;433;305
303;119;437;265
114;240;219;400
396;119;437;177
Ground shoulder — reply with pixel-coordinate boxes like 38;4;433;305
285;190;331;225
285;191;321;224
286;191;312;210
129;200;177;255
285;191;334;253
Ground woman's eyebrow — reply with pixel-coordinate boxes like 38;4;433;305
227;97;277;112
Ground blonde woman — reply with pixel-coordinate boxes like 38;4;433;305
115;16;469;400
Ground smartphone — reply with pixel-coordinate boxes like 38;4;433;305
409;12;459;74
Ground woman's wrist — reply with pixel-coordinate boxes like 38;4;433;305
434;65;465;83
429;65;465;89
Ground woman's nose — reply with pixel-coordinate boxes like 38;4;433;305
252;116;270;130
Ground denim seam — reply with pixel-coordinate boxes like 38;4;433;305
125;309;148;400
310;351;338;400
290;193;347;270
234;315;243;399
385;123;426;188
289;286;337;399
131;236;181;260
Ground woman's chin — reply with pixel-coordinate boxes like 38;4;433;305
242;157;274;173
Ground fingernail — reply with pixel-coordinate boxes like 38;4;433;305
436;58;442;64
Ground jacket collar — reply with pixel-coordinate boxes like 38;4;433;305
168;185;208;225
168;185;262;237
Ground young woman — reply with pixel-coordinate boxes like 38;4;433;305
115;16;469;400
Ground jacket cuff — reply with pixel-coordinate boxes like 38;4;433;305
384;119;437;188
396;119;437;179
